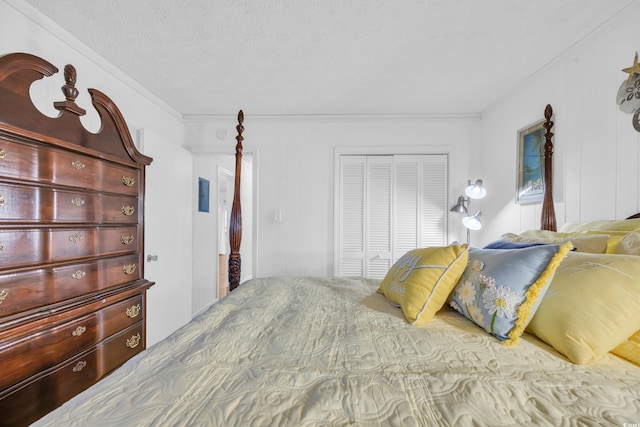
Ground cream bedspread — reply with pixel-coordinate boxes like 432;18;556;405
33;276;640;427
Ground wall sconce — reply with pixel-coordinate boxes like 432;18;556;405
450;179;486;244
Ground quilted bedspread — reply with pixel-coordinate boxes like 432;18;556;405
33;276;640;426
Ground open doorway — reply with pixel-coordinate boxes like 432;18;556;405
214;154;253;299
192;153;253;313
217;167;233;298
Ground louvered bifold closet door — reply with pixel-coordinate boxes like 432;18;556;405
337;154;447;279
338;156;393;277
392;155;448;263
419;155;448;248
394;156;420;257
365;156;393;278
338;156;366;276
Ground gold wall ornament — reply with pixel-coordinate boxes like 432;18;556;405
71;325;86;336
0;148;6;159
120;235;135;245
69;232;83;243
72;360;87;372
126;303;141;318
121;205;135;216
71;160;85;170
122;264;137;275
0;289;7;305
121;176;135;186
126;333;141;349
622;52;640;83
617;52;640;132
72;270;86;280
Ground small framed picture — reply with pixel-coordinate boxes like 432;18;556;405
198;177;210;212
516;120;545;204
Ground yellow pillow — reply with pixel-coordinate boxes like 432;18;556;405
615;232;640;256
527;251;640;364
499;230;609;253
612;330;640;365
559;219;640;253
604;234;625;253
559;218;640;233
378;245;468;326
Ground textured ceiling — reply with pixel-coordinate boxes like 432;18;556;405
23;0;637;116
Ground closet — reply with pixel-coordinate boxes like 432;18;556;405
337;154;448;278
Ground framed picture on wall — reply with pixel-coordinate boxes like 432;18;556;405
516;119;545;204
198;177;210;212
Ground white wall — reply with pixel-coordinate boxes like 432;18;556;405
186;115;479;277
192;152;253;313
1;1;193;341
192;156;222;312
477;1;640;247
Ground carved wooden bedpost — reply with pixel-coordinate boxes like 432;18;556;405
541;104;557;231
229;110;244;291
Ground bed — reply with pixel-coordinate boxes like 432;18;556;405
3;56;637;425
31;275;640;426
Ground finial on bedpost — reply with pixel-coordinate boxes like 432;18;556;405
54;64;86;116
229;109;244;291
541;104;557;231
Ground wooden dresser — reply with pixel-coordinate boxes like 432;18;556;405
0;53;154;426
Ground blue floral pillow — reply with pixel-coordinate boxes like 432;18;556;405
448;243;572;346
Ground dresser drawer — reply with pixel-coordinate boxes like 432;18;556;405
0;346;101;427
0;183;138;223
0;226;138;269
0;138;139;195
0;296;144;390
0;254;141;318
102;322;145;372
0;323;144;427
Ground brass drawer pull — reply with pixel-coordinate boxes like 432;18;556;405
72;270;86;280
0;243;3;252
121;206;135;216
120;235;134;245
71;197;85;207
0;195;4;206
72;360;87;372
122;264;137;275
126;303;141;318
69;232;83;243
0;148;6;159
72;325;86;336
71;160;85;170
122;176;136;187
126;333;141;349
0;289;7;305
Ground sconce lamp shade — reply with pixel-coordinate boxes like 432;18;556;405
450;196;468;213
465;179;487;199
462;211;482;231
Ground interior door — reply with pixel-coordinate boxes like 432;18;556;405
140;129;193;347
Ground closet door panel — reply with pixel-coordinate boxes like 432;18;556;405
338;156;365;277
421;156;448;247
365;156;392;278
393;157;419;260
